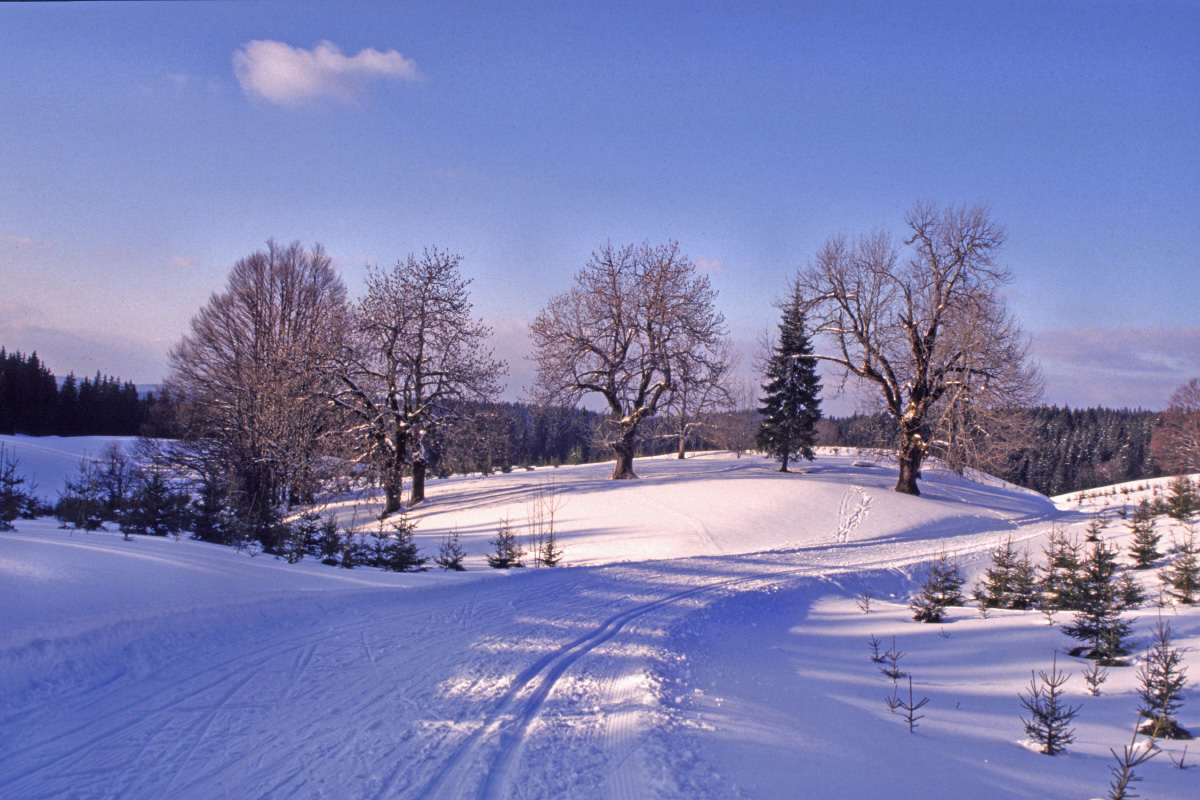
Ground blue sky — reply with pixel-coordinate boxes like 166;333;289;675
2;0;1197;412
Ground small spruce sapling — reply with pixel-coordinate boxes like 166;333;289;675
435;527;467;571
1160;527;1200;604
1062;540;1134;664
0;444;36;531
1167;475;1199;521
1018;652;1080;756
1128;501;1161;569
1107;714;1159;800
487;515;524;568
910;551;965;623
1136;618;1191;740
384;512;426;572
316;517;342;565
1083;661;1109;696
896;676;929;733
1038;526;1083;611
868;634;886;664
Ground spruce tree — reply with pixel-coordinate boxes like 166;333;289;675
0;444;34;531
756;284;821;472
910;551;965;623
1160;529;1200;604
1166;476;1199;521
1062;540;1135;663
1136;618;1190;739
1127;501;1161;569
973;537;1020;609
1038;527;1083;611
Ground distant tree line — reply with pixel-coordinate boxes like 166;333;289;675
819;405;1164;496
0;348;155;437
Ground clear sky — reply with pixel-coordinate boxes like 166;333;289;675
2;0;1197;412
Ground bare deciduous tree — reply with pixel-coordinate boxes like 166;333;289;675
797;202;1041;495
167;240;348;545
665;338;737;458
335;248;504;514
1152;378;1200;474
531;241;727;479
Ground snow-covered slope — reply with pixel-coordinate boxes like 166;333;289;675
0;434;139;497
1;450;1195;800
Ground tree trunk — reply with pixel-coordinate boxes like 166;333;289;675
612;432;638;479
895;436;923;496
780;452;790;473
381;479;402;517
677;435;687;459
409;460;427;506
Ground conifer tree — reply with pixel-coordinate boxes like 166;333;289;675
1160;529;1200;604
1063;540;1134;663
910;551;965;623
1128;501;1161;569
1038;527;1083;611
0;444;34;531
1018;652;1080;755
973;537;1021;609
487;516;524;568
1166;476;1199;521
1136;618;1190;739
756;284;821;472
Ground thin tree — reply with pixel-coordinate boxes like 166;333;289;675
1018;652;1080;755
796;202;1041;495
1136;618;1190;739
756;282;822;472
531;241;727;479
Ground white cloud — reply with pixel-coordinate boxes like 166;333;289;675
695;255;724;274
171;256;195;269
233;40;420;106
1;234;39;248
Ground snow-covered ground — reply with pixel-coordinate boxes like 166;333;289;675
1;448;1196;799
0;434;141;498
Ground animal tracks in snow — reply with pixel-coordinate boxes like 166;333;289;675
834;486;872;544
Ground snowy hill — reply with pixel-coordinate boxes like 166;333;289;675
0;434;141;497
1;450;1196;799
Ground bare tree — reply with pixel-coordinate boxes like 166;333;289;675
797;202;1041;495
1152;378;1200;474
665;338;737;458
531;241;727;479
335;248;504;514
167;241;348;545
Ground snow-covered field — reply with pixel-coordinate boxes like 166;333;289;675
1;446;1196;799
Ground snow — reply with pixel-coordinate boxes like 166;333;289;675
0;434;141;497
1;446;1197;799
